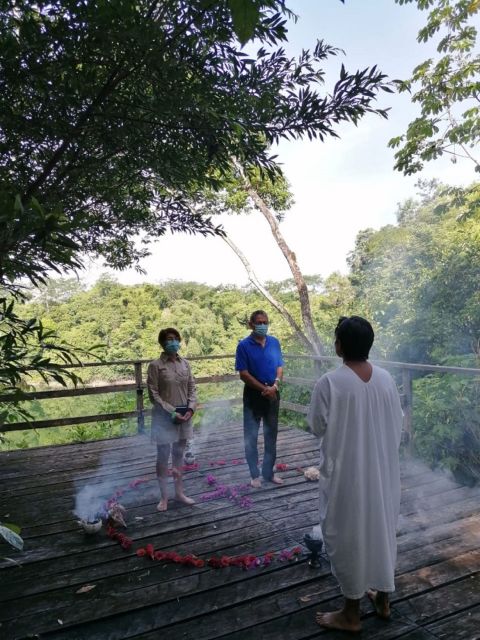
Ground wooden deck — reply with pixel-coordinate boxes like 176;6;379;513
1;422;479;640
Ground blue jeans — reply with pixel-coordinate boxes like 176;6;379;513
243;386;280;481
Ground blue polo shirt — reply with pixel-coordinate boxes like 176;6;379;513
235;334;284;385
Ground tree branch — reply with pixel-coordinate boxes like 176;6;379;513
234;161;324;354
23;1;197;201
221;234;315;352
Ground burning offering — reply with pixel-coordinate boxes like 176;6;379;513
107;503;127;528
74;484;105;533
303;525;323;568
78;519;102;535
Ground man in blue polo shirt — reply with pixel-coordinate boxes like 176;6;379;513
235;309;284;488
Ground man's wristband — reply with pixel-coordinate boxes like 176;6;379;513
171;411;177;420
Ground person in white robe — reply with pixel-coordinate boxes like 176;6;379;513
307;315;403;632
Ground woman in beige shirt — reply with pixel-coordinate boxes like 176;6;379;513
147;327;197;512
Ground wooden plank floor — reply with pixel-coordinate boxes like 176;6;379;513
1;422;479;640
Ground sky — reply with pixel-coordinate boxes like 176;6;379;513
85;0;475;288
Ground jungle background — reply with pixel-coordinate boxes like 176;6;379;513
3;180;479;485
1;0;479;488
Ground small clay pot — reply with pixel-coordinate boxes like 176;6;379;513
79;519;102;534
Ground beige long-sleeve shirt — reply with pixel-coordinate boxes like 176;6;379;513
146;353;197;414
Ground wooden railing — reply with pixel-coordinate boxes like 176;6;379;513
1;355;479;444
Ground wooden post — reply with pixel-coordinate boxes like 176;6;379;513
134;361;145;434
402;368;413;452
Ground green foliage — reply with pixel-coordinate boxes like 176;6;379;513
228;0;262;44
347;181;480;363
412;358;480;483
1;274;356;449
0;391;137;450
0;522;23;551
1;0;392;272
0;191;103;426
0;0;392;404
213;168;295;222
278;357;336;430
348;181;480;479
0;192;82;292
19;275;353;374
0;295;99;426
391;0;480;174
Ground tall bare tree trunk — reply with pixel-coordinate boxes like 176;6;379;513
235;163;324;355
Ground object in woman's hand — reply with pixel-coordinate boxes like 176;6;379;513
172;406;189;423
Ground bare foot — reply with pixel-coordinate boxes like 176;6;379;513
156;498;168;512
315;610;361;633
174;493;195;506
250;477;262;488
272;474;284;485
367;590;391;619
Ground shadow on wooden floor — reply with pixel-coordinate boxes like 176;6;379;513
0;422;479;640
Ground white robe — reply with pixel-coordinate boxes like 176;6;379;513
307;364;403;599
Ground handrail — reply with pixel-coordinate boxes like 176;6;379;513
1;355;478;438
20;353;480;375
286;355;480;376
20;354;236;370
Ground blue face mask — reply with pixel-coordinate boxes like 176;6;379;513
164;339;180;354
253;323;268;337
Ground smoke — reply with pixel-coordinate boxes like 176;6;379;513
74;484;106;522
311;524;323;540
73;434;150;523
73;401;237;524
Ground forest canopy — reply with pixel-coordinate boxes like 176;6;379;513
7;182;479;481
21;182;479;368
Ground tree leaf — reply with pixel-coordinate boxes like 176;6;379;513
0;524;24;550
228;0;260;45
76;584;97;594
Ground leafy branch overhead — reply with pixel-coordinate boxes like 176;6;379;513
227;0;343;45
390;0;480;174
0;0;391;276
0;0;388;415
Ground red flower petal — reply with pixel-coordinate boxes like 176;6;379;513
208;557;222;568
